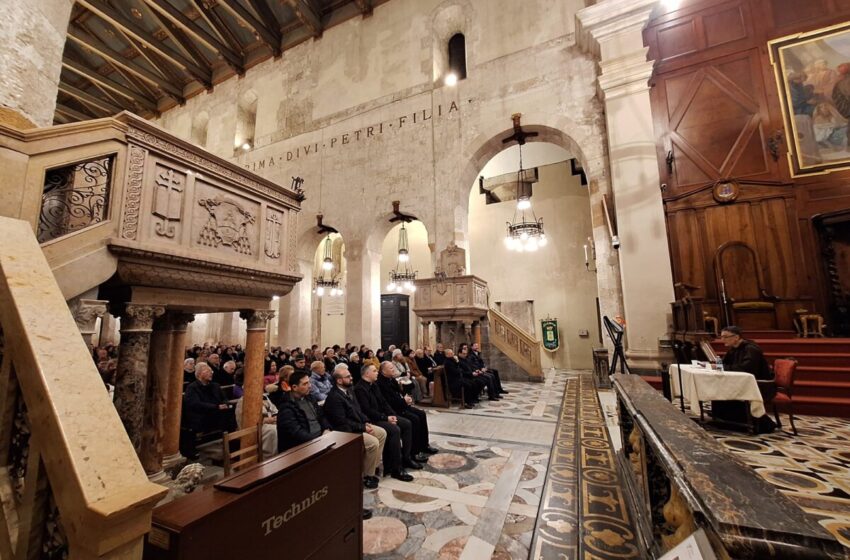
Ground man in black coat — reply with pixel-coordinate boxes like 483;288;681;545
433;343;446;366
377;362;437;461
713;325;777;433
353;364;415;481
469;342;508;394
276;370;331;453
325;365;386;489
443;349;485;407
459;347;500;401
182;362;237;458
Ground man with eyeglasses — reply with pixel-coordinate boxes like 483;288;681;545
714;326;776;433
324;363;387;490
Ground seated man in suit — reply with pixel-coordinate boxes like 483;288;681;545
182;362;237;459
713;325;777;434
442;349;486;408
354;364;415;481
276;369;330;453
324;363;386;489
458;346;500;401
469;342;508;394
377;362;438;463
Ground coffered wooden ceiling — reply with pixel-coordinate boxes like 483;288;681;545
55;0;386;124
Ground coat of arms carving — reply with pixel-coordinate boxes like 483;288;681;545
197;197;254;254
265;210;282;259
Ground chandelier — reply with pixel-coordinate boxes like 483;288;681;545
314;234;343;297
503;117;547;252
387;223;417;293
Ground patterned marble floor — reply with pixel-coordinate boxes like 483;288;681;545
362;369;574;560
598;391;850;553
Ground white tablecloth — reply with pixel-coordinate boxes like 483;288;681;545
669;364;766;418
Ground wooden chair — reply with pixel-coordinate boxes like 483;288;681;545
222;422;264;476
772;358;798;436
714;241;779;330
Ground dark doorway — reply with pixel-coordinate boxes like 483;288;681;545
816;213;850;336
381;294;410;349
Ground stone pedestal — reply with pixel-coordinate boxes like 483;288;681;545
162;313;194;470
240;309;275;429
114;303;165;452
69;297;108;347
140;315;174;476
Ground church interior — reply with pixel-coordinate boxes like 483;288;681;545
1;0;850;558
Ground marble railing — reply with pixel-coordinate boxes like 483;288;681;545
488;307;543;380
612;374;845;559
0;216;165;559
0;112;302;301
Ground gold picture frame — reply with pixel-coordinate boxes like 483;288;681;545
769;21;850;177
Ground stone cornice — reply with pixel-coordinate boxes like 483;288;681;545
598;52;655;100
108;243;300;299
576;0;657;56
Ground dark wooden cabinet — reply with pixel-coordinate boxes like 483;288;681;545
381;294;410;349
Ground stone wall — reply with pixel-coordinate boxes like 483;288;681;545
155;0;622;349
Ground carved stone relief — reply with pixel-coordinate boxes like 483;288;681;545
197;196;255;254
440;242;466;277
455;283;469;306
121;144;146;240
152;166;185;238
265;210;282;259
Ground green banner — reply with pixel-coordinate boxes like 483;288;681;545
541;318;559;352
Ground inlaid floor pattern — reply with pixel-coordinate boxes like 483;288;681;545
362;370;571;560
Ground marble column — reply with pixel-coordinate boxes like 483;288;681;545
140;315;173;481
577;0;675;369
462;321;473;344
279;258;313;348
69;297;108;347
162;313;194;470
473;321;481;347
421;321;431;349
344;243;381;349
114;304;165;453
435;321;443;344
240;309;275;429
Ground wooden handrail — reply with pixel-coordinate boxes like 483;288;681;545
0;217;165;558
487;307;543;379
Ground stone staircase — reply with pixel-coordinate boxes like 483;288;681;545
479;308;544;382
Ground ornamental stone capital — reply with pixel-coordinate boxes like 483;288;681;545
240;309;276;330
69;298;108;331
169;312;196;332
119;304;166;333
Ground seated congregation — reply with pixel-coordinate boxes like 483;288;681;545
92;339;509;518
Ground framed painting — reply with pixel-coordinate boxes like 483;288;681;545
770;22;850;177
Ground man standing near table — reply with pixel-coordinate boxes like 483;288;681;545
714;326;777;433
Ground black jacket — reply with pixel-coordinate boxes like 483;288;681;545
442;357;464;394
458;357;478;379
353;380;395;423
469;351;486;370
348;361;363;384
722;340;772;380
276;393;330;452
376;374;410;415
324;386;369;433
183;380;227;432
416;355;436;375
434;351;446;366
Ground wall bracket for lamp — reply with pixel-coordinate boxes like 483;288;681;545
389;200;417;223
316;214;338;235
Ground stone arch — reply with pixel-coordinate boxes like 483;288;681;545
452;114;624;332
235;89;259;153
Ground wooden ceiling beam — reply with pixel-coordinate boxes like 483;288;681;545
141;0;244;72
284;0;322;38
58;82;125;115
76;0;212;87
193;0;245;60
62;57;159;113
219;0;282;55
352;0;372;16
247;0;282;41
67;26;185;101
55;103;96;122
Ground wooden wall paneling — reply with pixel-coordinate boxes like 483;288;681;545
696;209;718;302
753;197;798;298
668;210;708;299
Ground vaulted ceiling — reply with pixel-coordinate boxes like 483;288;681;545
55;0;385;124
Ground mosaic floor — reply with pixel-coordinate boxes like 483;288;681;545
706;415;850;552
599;392;850;554
362;370;572;559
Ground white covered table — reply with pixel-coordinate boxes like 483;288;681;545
669;364;766;419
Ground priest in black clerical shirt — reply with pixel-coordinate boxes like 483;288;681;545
712;325;776;433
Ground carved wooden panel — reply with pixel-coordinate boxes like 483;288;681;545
656;49;777;191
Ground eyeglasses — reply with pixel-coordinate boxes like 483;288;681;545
720;334;737;339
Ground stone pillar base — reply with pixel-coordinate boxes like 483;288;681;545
162;452;185;471
625;347;674;373
147;470;171;484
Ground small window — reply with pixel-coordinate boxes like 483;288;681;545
235;90;258;155
448;33;467;80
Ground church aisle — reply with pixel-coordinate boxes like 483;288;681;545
361;370;572;559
